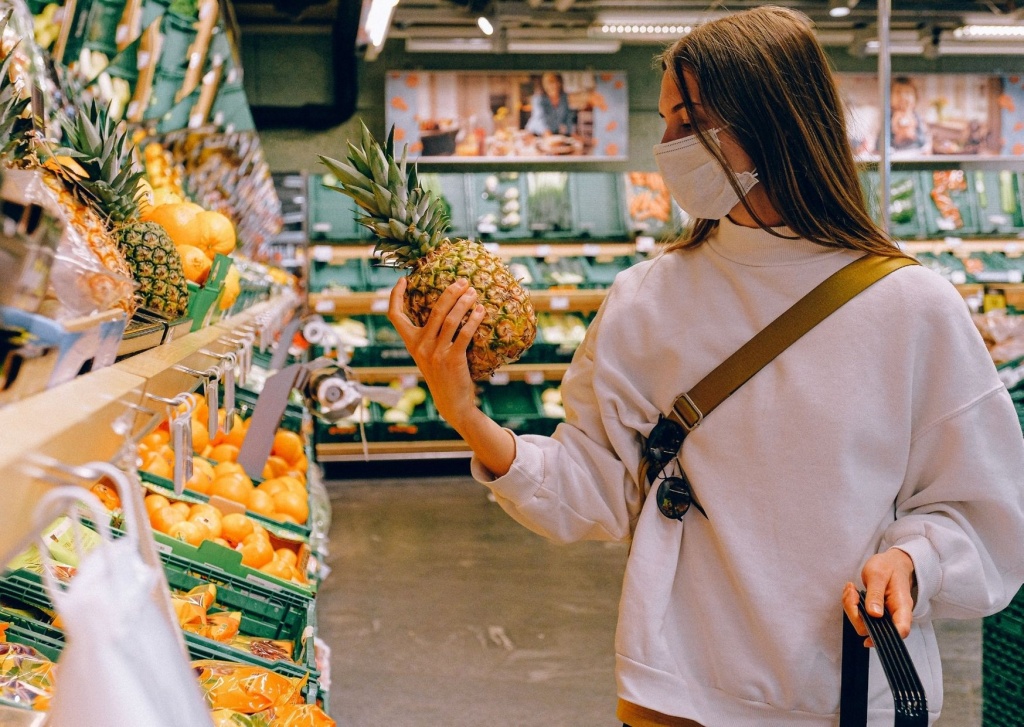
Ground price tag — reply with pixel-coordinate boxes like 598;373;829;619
582;244;602;257
126;101;141;119
483;242;501;254
525;371;545;386
137;51;150;69
312;223;332;234
1006;243;1020;257
312;245;334;261
206;375;219;436
490;372;510;385
535;244;552;257
944;236;964;248
635;235;656;253
400;374;419;389
550;296;570;310
116;26;129;44
222;358;235;431
314;299;336;313
371;298;389;313
950;271;968;285
170;412;193;495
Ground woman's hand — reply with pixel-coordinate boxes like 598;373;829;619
388;277;517;477
388;277;484;428
842;548;916;647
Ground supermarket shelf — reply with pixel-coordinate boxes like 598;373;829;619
310;241;641;265
901;239;1024;255
310;287;608;315
316;440;471;461
350;362;570;384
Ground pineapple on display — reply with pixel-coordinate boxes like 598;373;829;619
319;123;537;381
51;99;189;318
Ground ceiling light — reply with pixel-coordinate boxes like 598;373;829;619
365;0;399;48
953;24;1024;40
828;0;858;18
405;37;494;53
477;16;494;36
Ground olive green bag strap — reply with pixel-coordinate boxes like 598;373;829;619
639;254;918;489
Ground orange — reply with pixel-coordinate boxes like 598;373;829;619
274;548;298;568
279;476;306;495
191;210;236;260
191;397;209;428
141;202;200;246
246;489;276;517
213;465;252;487
257;478;287;497
218;264;240;310
208;444;240;464
271;430;305;466
271;490;309;524
191;420;210;454
189;503;222;521
141;452;173;480
169;501;192;519
144;494;170;516
189;512;222;539
286;470;307;484
177;244;212;284
210;476;251;505
262;456;291;480
150;506;186;534
210;411;244;447
238;533;273;568
259;557;291;580
293;454;309;473
140;430;170;450
90;480;121;511
186;457;215;495
220;420;247;449
220;513;254;546
251;523;268;541
167;520;205;546
211;537;231;549
154;444;175;463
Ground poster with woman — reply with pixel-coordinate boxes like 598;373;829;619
839;73;1024;160
384;70;628;162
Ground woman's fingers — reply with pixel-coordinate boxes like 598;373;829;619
421;279;470;340
387;277;413;338
842;582;873;647
438;287;479;345
455;305;486;348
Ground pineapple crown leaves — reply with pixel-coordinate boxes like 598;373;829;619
0;9;31;161
53;94;145;223
318;121;452;266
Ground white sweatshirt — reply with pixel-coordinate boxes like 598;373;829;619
471;218;1024;726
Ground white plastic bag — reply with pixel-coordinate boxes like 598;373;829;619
34;464;213;727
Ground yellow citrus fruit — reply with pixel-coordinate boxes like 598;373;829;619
144;494;170;517
251;523;268;541
177;244;212;284
212;537;231;549
208;443;240;464
221;420;247;449
191;420;210;453
189;512;222;539
189;502;222;521
259;557;291;580
246;489;276;517
262;455;291;480
220;513;254;546
279;476;306;495
192;210;236;260
274;548;298;568
169;501;192;519
167;520;205;546
141;452;173;480
218;264;240;310
141;202;200;245
271;430;305;466
191;397;209;427
257;478;286;497
271;490;308;524
186;457;216;495
213;461;245;478
239;533;274;568
150;507;185;534
140;430;170;450
210;475;251;505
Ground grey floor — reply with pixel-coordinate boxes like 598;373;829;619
318;475;982;727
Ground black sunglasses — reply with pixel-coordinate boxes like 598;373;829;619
642;416;706;520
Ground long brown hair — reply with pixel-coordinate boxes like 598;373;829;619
660;6;906;258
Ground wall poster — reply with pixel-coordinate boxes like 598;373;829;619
384;70;629;162
839;73;1024;160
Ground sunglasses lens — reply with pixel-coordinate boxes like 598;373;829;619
657;476;691;520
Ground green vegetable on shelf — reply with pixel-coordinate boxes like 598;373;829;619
527;172;572;232
1000;171;1017;215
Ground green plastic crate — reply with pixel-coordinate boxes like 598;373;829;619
920;170;981;237
157;11;197;73
582;255;638;288
232;383;306;434
418;173;472;240
570;173;628;241
480;381;560;436
983;612;1024;727
313;415;366;446
211;80;254;132
82;0;126;58
0;607;63;664
368;393;437;443
860;170;927;241
973;171;1024;235
361;258;404;291
307;174;368;243
308;258;366;293
346;315;412;367
469;172;530;241
185;254;232;332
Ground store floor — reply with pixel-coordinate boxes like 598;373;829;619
319;472;982;727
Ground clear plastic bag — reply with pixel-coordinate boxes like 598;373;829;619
0;638;57;711
193;661;306;714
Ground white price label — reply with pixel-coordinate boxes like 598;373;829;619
312;223;332;233
137;51;150;69
490;372;511;385
944;236;964;248
370;298;390;313
400;374;419;389
483;242;501;254
525;371;545;385
314;299;336;313
550;296;570;310
1006;243;1020;257
582;244;602;257
312;246;334;262
950;271;968;285
635;235;656;253
535;244;552;257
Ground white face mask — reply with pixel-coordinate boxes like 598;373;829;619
653;128;759;220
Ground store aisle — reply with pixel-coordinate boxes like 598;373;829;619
318;474;981;727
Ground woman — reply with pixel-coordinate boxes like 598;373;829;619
524;72;573;136
388;6;1024;726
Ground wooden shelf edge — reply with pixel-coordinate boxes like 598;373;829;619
310;287;608;316
350;362;570;384
311;241;642;264
315;440;472;461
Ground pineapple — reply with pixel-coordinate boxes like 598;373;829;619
51;98;189;318
320;123;537;380
0;9;31;164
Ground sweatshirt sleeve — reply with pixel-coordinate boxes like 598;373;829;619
470;300;646;544
881;383;1024;620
